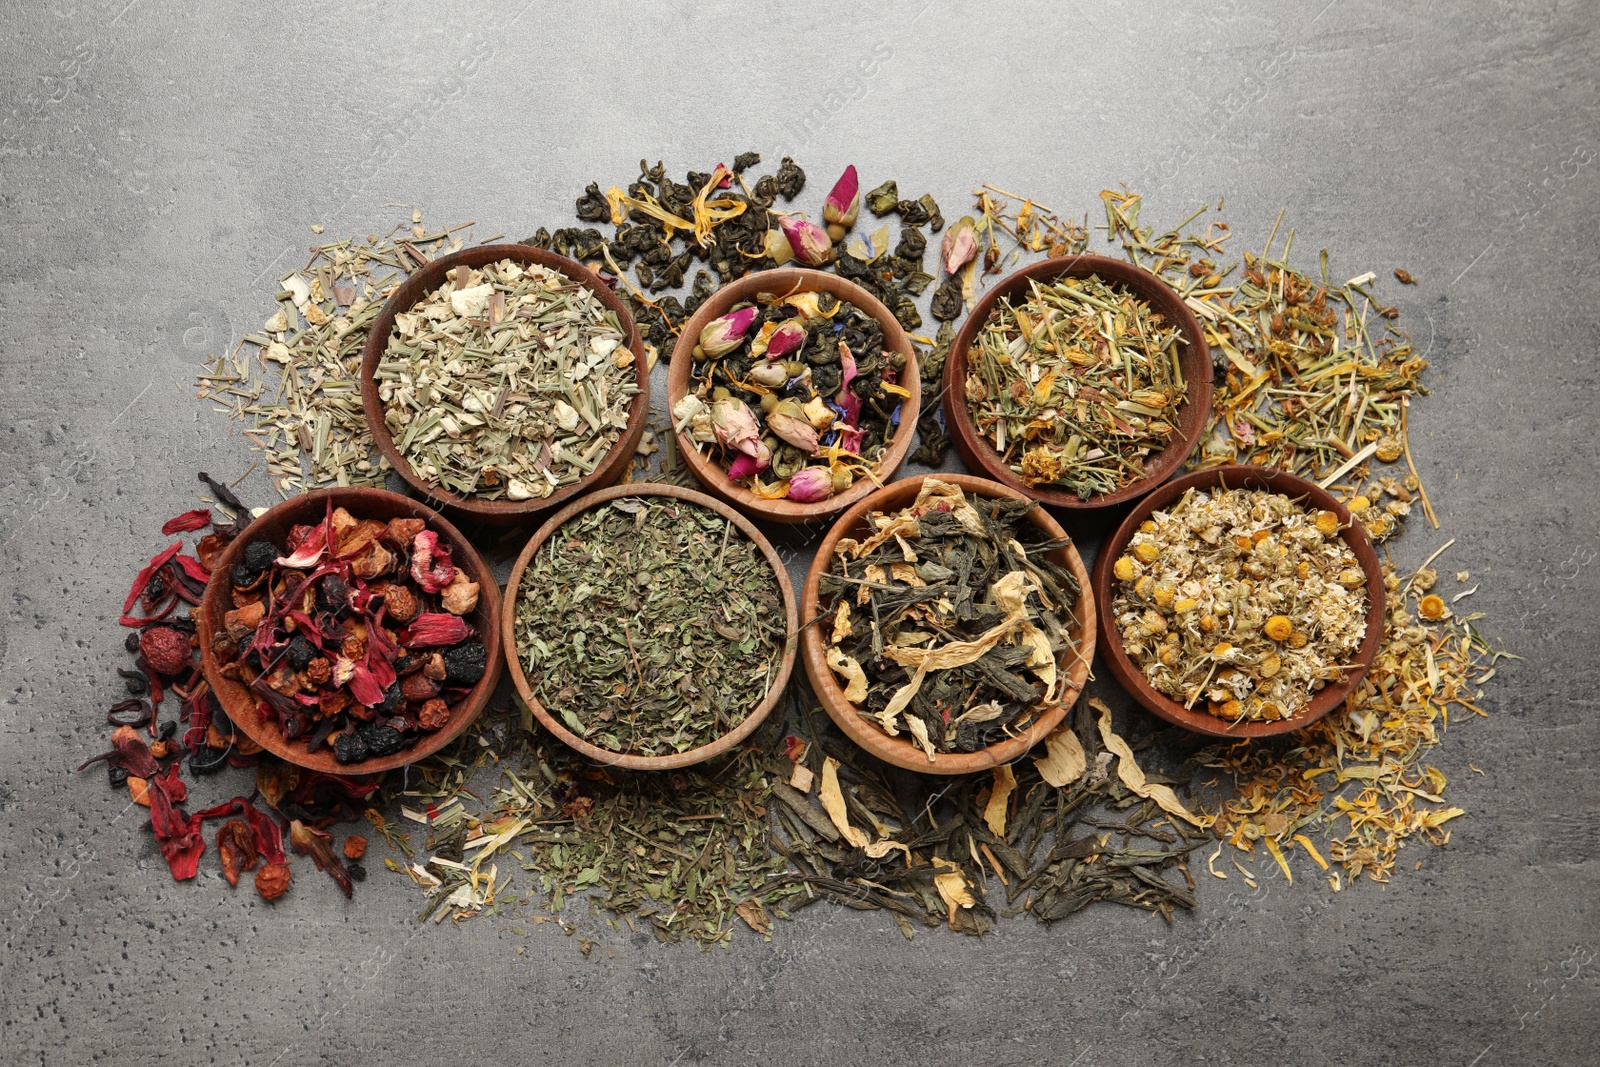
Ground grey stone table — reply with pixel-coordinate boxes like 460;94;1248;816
2;2;1595;1064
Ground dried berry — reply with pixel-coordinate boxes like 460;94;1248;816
118;668;149;695
400;674;440;704
255;862;291;901
377;682;405;717
124;631;143;654
285;635;317;671
158;719;178;740
316;575;353;616
443;641;487;686
357;723;405;758
347;862;367;882
188;745;230;776
235;540;277;587
342;835;368;860
333;731;370;765
417;699;451;731
108;765;129;787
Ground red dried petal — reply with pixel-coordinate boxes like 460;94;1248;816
409;530;455;594
216;819;258;886
289;819;353;898
161;509;212;535
277;521;328;568
123;543;183;614
398;613;474;649
174;554;212;583
77;725;160;777
148;766;204;880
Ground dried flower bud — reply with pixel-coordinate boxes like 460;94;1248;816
255;862;291;901
750;362;789;389
698;306;759;358
766;400;820;454
710;398;763;458
765;319;807;361
726;441;771;481
139;626;192;676
822;165;860;228
786;467;835;503
778;215;834;266
941;217;978;274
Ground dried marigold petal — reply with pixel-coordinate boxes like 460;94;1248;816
255;862;292;901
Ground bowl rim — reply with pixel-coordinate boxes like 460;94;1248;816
501;481;800;770
197;486;504;775
800;472;1097;775
1090;463;1388;739
665;266;920;526
942;253;1214;511
358;243;652;525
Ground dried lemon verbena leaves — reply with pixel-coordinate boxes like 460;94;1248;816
1111;487;1368;723
376;259;639;500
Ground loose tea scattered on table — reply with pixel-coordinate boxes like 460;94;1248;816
199;214;473;497
514;495;787;756
967;273;1186;498
376;258;639;500
818;479;1080;758
1111;487;1368;723
672;293;908;502
211;504;487;764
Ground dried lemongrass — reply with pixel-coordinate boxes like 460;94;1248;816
375;259;639;500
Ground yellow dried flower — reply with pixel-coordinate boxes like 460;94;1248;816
1263;615;1294;642
1348;495;1371;513
1134;575;1156;599
1152;583;1176;608
1199;614;1218;633
1113;555;1137;581
1288;631;1309;649
1374;436;1403;463
1133;542;1161;563
1212;641;1234;658
1259;652;1282;678
1173;597;1198;613
1418;594;1447;621
1339;568;1367;589
1414;568;1437;591
1315;510;1341;537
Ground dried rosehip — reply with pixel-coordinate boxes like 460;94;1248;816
217;819;258;887
303;656;331;687
443;641;487;686
417;699;451;731
357;723;405;758
400;673;440;704
342;834;368;860
378;584;418;624
333;731;369;765
255;862;291;901
285;634;317;671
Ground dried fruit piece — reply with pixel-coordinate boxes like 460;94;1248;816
255;862;292;901
138;626;192;676
342;835;368;860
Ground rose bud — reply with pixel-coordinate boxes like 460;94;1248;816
763;228;795;265
765;319;807;361
750;362;790;389
698;305;759;358
942;217;978;274
822;165;861;229
786;466;836;502
779;215;834;266
710;398;763;458
766;400;820;454
726;440;771;481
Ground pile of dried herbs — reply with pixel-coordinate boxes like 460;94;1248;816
966;274;1187;497
1110;487;1368;723
819;479;1080;757
376;258;639;500
673;293;908;503
513;495;787;757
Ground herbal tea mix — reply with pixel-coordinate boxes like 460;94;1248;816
513;495;787;757
1110;487;1368;723
138;152;1509;943
819;479;1080;757
377;258;639;501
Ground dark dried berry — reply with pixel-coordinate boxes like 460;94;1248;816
378;682;405;717
108;765;129;787
347;862;367;882
158;719;178;740
243;540;276;571
285;635;317;671
124;632;143;654
333;732;370;765
118;668;149;694
357;723;405;758
189;745;230;775
443;642;487;686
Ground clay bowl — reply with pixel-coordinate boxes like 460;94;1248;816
502;482;799;771
943;254;1213;512
198;487;503;775
1092;465;1386;740
801;473;1096;775
667;267;920;526
359;243;651;527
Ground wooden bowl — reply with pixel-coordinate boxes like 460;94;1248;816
1091;465;1386;739
197;487;503;774
667;267;920;526
359;243;651;527
801;473;1096;775
502;482;799;770
943;254;1213;511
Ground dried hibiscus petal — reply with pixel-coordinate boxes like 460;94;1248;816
289;819;353;898
216;819;258;886
409;531;455;593
148;766;204;880
77;724;160;778
399;613;474;649
161;509;212;534
123;543;183;616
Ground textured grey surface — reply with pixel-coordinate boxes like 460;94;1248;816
2;1;1598;1064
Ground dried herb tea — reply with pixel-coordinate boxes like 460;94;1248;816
673;293;908;503
1111;487;1368;722
967;274;1186;499
819;479;1080;758
212;504;487;763
514;496;786;756
376;258;638;500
